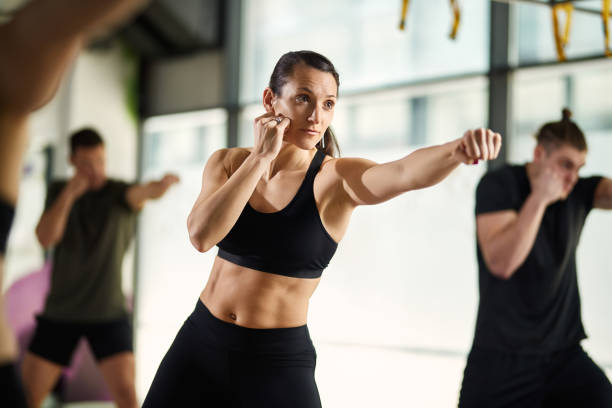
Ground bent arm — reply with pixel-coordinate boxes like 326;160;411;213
187;150;270;253
593;177;612;209
125;174;179;211
35;187;78;249
477;193;548;280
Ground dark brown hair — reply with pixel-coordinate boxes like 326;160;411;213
269;50;341;157
536;108;587;152
70;128;104;154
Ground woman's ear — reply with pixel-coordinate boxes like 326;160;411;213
263;87;276;113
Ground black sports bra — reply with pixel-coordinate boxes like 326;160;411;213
0;199;15;255
217;149;338;279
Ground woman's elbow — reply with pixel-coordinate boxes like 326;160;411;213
187;216;214;253
188;233;213;253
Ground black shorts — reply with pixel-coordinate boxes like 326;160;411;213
28;315;133;366
0;363;27;408
143;300;321;408
459;344;612;408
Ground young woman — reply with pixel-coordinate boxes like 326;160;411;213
143;50;502;407
0;1;149;406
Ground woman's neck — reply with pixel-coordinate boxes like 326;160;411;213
264;143;316;180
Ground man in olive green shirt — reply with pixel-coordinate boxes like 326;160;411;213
23;128;178;408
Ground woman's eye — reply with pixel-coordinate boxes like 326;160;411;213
296;95;309;103
325;100;335;109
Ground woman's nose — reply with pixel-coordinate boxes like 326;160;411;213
308;106;321;123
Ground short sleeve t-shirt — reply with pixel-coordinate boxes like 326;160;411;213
473;164;602;354
42;179;137;322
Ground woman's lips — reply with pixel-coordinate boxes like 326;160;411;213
301;129;320;136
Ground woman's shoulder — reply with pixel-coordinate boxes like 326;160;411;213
319;155;377;175
206;147;252;175
207;147;251;162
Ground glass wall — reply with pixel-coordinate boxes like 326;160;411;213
134;0;612;404
516;1;608;64
240;0;489;103
135;109;227;397
3;150;47;289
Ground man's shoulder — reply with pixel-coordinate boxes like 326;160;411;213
479;163;523;186
104;178;133;191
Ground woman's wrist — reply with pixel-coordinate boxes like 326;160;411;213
447;138;465;164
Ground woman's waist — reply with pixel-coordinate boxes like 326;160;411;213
190;298;315;354
200;286;310;329
201;256;319;328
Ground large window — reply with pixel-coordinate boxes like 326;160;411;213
516;1;609;64
240;0;489;103
135;109;227;397
133;1;612;405
3;150;46;289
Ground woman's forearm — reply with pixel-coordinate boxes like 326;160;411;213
396;139;464;190
187;154;270;252
359;140;463;204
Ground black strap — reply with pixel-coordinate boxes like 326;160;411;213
0;199;16;255
305;150;325;180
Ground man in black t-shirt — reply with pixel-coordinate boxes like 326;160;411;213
22;128;178;408
459;110;612;408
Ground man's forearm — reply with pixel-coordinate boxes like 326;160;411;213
482;193;548;279
35;187;76;248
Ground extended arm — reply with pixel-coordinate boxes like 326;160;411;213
125;174;180;211
339;129;502;206
593;177;612;209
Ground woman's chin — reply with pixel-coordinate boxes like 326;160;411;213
283;135;319;151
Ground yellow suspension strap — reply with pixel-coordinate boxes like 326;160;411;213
399;0;410;31
552;2;574;62
603;0;611;56
449;0;461;39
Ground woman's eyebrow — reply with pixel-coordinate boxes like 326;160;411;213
297;87;336;98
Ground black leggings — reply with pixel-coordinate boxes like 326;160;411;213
143;300;321;408
0;363;28;408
